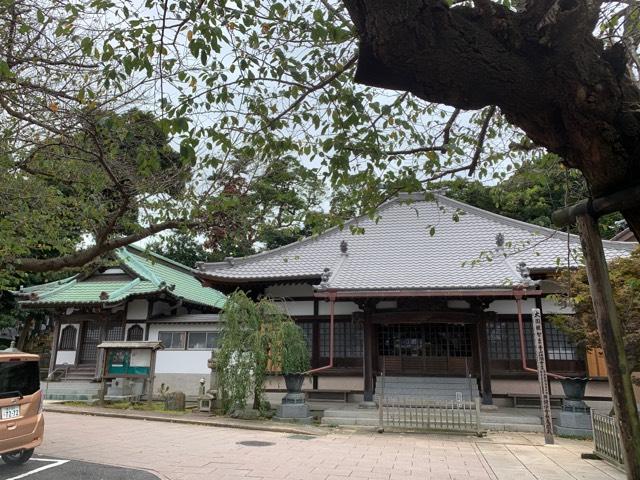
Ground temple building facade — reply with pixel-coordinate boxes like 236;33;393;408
196;193;636;405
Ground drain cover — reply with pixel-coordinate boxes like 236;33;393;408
287;434;315;440
237;440;275;447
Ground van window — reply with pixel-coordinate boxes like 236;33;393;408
0;361;40;398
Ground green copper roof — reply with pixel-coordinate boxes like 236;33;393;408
17;247;226;309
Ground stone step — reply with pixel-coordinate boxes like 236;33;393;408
322;409;536;422
44;393;98;401
43;381;100;388
378;376;476;384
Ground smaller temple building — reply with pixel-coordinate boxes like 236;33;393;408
16;246;226;395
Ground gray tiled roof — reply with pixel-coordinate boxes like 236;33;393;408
197;193;636;291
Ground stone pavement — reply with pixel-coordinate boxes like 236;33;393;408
39;412;625;480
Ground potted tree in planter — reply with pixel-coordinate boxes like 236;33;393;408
274;321;312;422
280;321;311;398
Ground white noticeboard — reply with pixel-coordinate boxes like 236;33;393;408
532;308;554;444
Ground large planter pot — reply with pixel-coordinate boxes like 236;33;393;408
560;378;588;401
283;373;305;394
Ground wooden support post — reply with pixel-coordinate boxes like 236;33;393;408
476;317;493;405
147;349;157;408
48;319;60;377
363;308;374;403
576;214;640;477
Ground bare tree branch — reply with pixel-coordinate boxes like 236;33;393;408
468;106;496;176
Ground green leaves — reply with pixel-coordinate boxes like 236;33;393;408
0;61;13;79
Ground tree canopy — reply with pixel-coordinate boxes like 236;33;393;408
552;249;640;381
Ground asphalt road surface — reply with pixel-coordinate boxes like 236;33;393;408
0;455;160;480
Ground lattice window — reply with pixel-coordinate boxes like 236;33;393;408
544;323;578;360
297;322;313;350
59;325;77;351
106;322;124;341
320;321;363;358
487;319;535;360
127;325;144;341
379;324;472;358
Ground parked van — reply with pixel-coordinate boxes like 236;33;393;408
0;342;44;465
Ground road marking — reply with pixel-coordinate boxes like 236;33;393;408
5;458;69;480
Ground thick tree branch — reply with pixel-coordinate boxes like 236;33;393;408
342;0;640;198
8;219;201;273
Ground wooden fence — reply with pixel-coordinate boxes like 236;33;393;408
591;410;625;467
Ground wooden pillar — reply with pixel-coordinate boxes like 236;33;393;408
476;316;493;405
576;214;640;477
362;306;374;403
147;349;158;407
312;301;320;390
95;319;108;380
48;318;61;376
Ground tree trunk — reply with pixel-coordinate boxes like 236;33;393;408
341;0;640;229
577;214;640;478
16;318;34;351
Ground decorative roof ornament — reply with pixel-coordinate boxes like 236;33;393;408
495;233;505;248
99;291;110;301
340;240;348;254
516;261;535;287
320;267;331;288
225;257;235;266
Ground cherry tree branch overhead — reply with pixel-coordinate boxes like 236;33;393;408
342;0;640;237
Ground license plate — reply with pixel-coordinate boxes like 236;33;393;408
1;405;20;420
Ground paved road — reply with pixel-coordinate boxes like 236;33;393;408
0;455;159;480
37;412;625;480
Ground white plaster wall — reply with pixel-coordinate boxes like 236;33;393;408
318;301;361;316
376;300;397;310
56;323;79;365
154;351;211;374
126;299;148;320
265;283;314;298
486;298;574;315
447;300;470;309
56;351;76;365
274;300;314;316
147;323;219;375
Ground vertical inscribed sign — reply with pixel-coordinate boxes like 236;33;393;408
532;308;554;444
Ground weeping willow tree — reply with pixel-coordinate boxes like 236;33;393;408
217;291;288;413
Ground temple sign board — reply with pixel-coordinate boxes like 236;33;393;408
97;341;164;406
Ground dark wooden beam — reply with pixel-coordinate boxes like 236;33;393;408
552;183;640;228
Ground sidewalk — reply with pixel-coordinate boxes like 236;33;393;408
40;411;626;480
44;403;326;436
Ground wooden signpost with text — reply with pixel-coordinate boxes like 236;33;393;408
532;308;554;445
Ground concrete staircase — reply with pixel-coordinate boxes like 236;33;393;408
63;364;97;382
320;376;544;432
375;376;480;403
42;380;101;401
